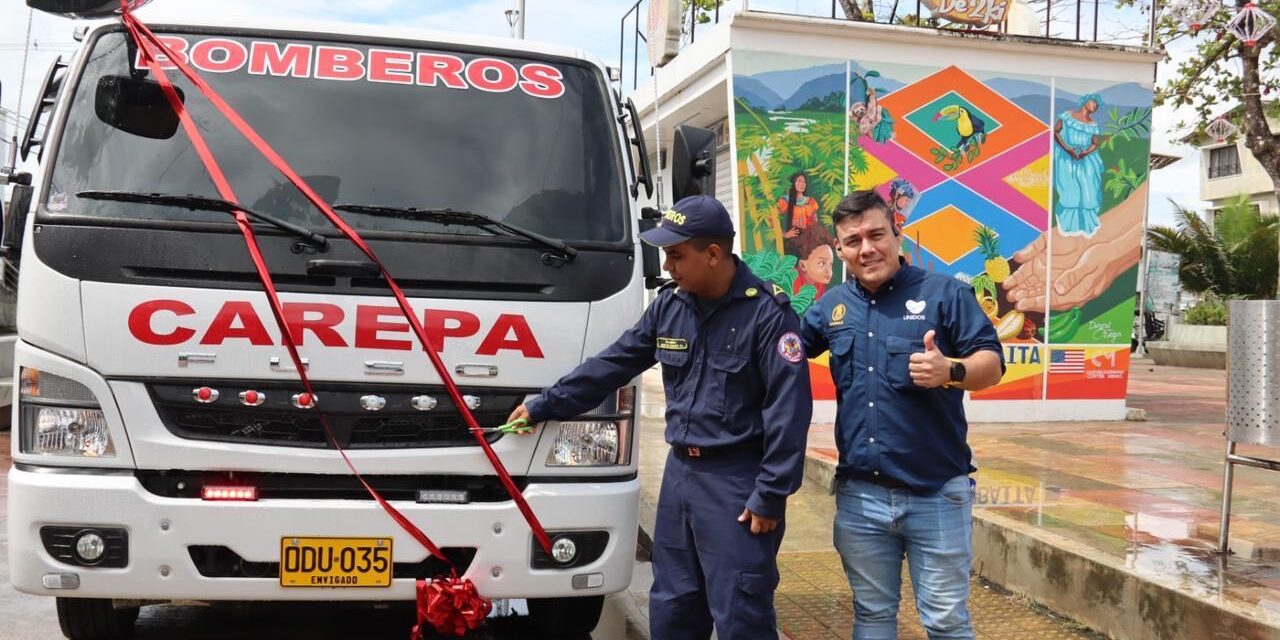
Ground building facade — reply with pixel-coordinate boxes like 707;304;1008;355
626;7;1160;422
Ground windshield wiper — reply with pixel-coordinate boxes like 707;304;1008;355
331;204;577;262
77;191;328;252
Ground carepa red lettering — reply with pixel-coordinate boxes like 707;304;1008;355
128;300;544;358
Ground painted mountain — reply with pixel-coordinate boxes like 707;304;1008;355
783;73;847;110
749;63;845;99
735;76;785;110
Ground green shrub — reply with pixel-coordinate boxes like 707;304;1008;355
1184;300;1229;326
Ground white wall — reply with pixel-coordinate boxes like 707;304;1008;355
1197;115;1280;207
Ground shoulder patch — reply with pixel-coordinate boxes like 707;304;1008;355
765;282;791;308
776;332;804;363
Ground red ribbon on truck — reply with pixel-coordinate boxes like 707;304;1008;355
115;0;551;634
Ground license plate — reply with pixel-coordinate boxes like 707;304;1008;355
279;537;393;588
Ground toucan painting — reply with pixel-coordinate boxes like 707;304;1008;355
932;105;987;150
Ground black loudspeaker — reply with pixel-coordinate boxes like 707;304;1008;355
27;0;152;18
671;125;716;203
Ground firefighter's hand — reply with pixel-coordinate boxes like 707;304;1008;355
506;404;532;433
738;508;779;535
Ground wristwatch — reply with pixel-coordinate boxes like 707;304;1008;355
947;361;967;387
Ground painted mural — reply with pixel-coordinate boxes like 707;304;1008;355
732;52;1152;403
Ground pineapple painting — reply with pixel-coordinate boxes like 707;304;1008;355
973;225;1009;283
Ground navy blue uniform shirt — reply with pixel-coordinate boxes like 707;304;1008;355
800;263;1004;494
527;258;813;518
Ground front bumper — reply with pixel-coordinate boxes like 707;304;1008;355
7;465;638;601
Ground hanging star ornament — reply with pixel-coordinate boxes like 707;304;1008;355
1206;117;1239;143
1227;2;1276;47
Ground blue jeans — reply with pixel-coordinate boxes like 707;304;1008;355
833;474;975;640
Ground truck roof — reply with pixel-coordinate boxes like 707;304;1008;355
82;13;608;72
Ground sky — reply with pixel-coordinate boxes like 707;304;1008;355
0;0;1208;226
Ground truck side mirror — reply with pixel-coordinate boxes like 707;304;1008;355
95;75;184;140
0;183;33;262
671;125;716;203
639;206;666;289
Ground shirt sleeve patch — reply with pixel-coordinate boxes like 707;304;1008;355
777;332;805;363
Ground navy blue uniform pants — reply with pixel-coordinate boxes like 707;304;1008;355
649;450;784;640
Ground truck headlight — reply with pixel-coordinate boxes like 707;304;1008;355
546;421;628;466
19;367;114;457
544;386;635;467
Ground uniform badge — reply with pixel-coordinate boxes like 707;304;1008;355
745;287;758;298
830;303;846;326
776;332;804;363
772;284;785;297
657;337;688;350
906;300;927;314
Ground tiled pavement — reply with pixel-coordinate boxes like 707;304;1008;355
807;358;1280;631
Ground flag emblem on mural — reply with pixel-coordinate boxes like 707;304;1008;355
1050;349;1085;373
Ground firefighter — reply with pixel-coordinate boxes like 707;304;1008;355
508;195;812;639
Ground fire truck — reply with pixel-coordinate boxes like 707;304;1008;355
2;2;670;637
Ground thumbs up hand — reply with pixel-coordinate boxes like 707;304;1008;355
909;329;950;388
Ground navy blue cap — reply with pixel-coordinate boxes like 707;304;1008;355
640;195;736;247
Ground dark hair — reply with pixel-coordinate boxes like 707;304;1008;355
785;223;835;260
688;237;735;255
783;171;808;230
833;190;896;234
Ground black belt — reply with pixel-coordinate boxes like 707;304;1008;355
844;472;910;489
672;442;763;460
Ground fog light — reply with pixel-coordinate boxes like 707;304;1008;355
551;537;577;564
74;532;106;564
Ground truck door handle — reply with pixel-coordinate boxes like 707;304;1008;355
306;259;380;277
270;357;309;372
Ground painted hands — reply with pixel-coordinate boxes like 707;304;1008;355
1003;183;1147;314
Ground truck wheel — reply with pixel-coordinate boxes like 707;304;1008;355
526;595;604;637
56;598;139;640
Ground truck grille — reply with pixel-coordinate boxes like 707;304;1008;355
136;470;527;502
149;382;525;449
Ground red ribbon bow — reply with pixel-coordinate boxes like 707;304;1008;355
412;577;492;639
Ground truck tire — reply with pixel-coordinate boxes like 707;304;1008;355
56;598;139;640
526;595;604;637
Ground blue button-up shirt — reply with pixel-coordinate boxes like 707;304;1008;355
527;259;813;518
800;263;1003;494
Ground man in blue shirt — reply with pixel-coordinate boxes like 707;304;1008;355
508;195;812;639
799;190;1004;640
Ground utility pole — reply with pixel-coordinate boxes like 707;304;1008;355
504;0;526;38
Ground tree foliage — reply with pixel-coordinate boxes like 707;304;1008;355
1141;0;1280;197
1147;195;1278;299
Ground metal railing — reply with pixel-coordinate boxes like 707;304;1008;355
618;0;1156;92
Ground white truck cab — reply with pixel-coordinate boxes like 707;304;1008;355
2;3;663;637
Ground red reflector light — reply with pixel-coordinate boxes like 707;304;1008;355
201;486;258;501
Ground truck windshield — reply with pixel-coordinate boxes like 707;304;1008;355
43;29;627;243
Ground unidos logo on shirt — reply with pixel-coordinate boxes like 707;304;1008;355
903;299;927;321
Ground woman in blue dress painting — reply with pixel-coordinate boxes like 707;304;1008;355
1053;94;1106;237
